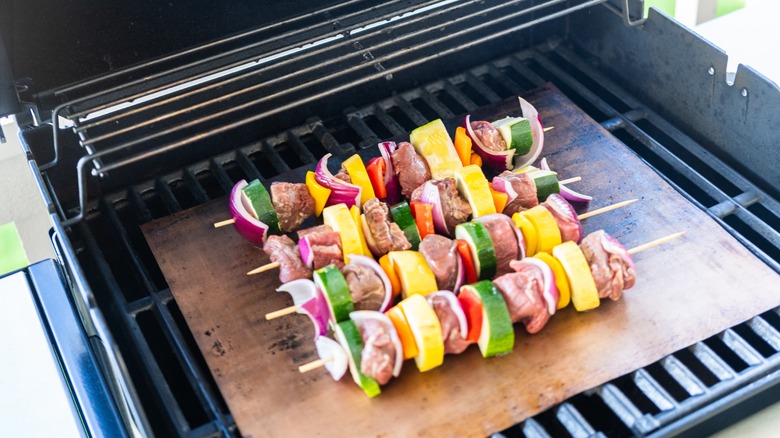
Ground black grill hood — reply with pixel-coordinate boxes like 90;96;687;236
0;0;344;93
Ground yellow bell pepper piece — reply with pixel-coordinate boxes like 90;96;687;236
398;294;444;372
322;204;363;263
350;205;372;258
488;183;508;214
342;154;375;206
533;252;570;309
512;212;538;256
519;205;561;254
387;251;438;299
552;242;599;311
454;164;496;218
409;119;463;180
305;171;331;216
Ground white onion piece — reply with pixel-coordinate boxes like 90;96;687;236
229;179;269;247
277;279;329;338
314;153;362;209
514;97;545;169
539;157;592;202
426;291;469;340
474;213;526;261
464;115;516;171
349;311;404;378
520;258;560;315
378;142;403;205
346;254;393;312
314;336;349;381
418;181;449;236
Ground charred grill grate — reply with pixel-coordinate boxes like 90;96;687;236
55;40;780;437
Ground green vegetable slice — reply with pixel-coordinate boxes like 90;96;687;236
461;281;514;358
313;265;354;323
242;179;280;234
527;169;560;202
334;320;381;398
492;117;533;154
390;201;421;251
455;222;496;280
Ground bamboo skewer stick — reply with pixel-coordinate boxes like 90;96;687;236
543;126;554;132
247;262;280;276
558;176;581;185
577;199;638;220
628;231;686;255
213;218;235;228
298;356;334;373
265;305;300;320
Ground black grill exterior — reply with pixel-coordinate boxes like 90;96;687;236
4;1;779;436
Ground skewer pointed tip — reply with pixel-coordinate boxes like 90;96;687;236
577;199;638;220
247;261;281;276
628;231;686;255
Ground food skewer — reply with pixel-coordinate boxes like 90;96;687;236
290;229;686;378
246;196;636;277
212;168;578;229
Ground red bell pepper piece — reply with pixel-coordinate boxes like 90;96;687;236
457;288;483;343
366;157;387;199
409;201;434;240
456;239;477;284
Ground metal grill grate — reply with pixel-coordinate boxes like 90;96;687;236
55;41;780;437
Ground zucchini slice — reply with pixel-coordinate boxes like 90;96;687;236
242;179;280;234
460;281;514;358
390;201;421;251
334;320;381;398
454;221;497;280
313;264;354;323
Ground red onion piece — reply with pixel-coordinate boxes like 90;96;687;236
378;142;403;205
346;254;393;312
277;279;329;338
515;97;545;168
418;181;449;236
490;175;521;205
426;291;469;339
229;179;269;247
464;115;516;171
474;213;526;261
519;258;560;315
298;235;314;269
315;153;362;209
453;254;465;295
539;157;592;203
349;310;404;378
314;337;349;381
544;193;583;243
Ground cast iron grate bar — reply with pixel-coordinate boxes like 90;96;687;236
99;195;236;436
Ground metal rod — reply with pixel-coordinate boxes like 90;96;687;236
60;0;608;225
75;0;541;146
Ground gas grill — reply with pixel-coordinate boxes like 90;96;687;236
1;1;779;436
